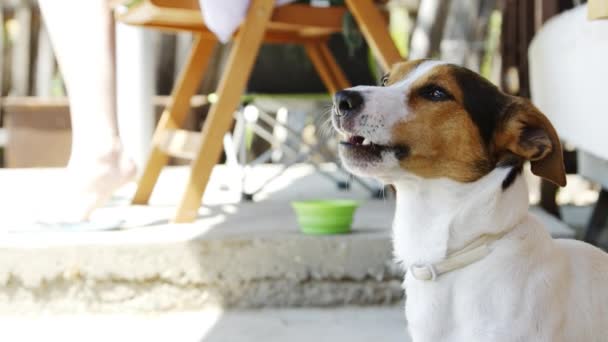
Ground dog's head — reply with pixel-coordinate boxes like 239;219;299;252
332;59;566;187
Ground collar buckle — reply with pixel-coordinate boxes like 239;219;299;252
409;263;438;281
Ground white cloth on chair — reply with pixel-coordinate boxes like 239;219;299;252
529;4;608;161
199;0;296;42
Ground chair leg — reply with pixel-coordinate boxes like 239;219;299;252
172;0;275;223
131;35;217;205
304;40;350;94
345;0;402;72
317;42;350;90
583;189;608;245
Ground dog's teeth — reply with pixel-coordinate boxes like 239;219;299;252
362;138;371;146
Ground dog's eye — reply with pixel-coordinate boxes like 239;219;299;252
419;85;453;102
381;74;389;86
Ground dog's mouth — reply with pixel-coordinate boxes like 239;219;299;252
339;135;409;160
343;135;372;146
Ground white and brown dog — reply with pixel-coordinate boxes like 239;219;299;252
332;59;608;341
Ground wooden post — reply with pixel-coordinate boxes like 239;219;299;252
11;3;32;96
409;0;451;60
172;0;275;222
34;23;56;96
0;6;4;98
440;0;479;68
304;41;350;94
0;6;5;153
583;189;608;245
345;0;403;72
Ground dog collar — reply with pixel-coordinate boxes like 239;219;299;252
408;232;508;281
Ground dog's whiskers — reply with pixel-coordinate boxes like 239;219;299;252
313;105;336;139
318;118;336;139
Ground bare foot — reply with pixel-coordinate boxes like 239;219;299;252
48;144;137;222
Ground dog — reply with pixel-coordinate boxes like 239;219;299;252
332;59;608;341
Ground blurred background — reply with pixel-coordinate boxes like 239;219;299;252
0;0;606;341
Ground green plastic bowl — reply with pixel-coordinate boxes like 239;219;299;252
291;200;360;235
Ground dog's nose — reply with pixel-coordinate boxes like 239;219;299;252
334;90;363;117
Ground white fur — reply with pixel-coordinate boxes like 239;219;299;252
390;170;608;342
335;60;608;341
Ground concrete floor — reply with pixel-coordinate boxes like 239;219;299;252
0;306;410;342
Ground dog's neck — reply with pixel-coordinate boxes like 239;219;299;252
391;167;529;268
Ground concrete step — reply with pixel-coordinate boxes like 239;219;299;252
1;306;411;342
0;199;403;313
0;166;577;314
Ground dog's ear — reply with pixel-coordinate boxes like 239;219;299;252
495;99;567;187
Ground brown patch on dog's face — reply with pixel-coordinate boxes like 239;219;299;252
388;63;493;182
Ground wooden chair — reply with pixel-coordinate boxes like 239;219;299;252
114;0;402;222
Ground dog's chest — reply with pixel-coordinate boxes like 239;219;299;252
403;266;538;342
404;276;473;341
